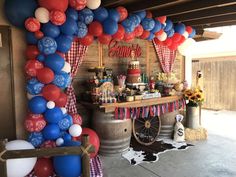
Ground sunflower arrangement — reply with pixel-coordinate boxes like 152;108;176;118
183;88;204;106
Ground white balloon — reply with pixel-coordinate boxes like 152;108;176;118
178;38;196;56
183;31;189;39
69;124;82;137
61;107;67;114
56;138;64;146
61;62;71;73
86;0;101;10
157;32;167;41
47;101;55;109
35;7;50;23
6;140;37;177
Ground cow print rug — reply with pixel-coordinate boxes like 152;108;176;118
122;138;193;165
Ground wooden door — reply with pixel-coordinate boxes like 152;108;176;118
0;26;16;140
192;57;236;111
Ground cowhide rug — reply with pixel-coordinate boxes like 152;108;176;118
122;138;193;165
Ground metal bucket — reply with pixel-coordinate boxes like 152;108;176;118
159;111;179;138
92;110;132;156
186;106;199;129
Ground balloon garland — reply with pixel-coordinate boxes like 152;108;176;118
4;0;196;176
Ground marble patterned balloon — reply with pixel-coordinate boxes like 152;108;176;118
27;78;44;95
38;37;57;55
78;8;94;24
58;114;73;130
77;21;88;38
53;73;71;89
28;132;45;147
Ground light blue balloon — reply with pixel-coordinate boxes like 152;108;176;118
38;37;57;55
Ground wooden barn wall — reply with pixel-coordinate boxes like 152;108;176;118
74;39;184;98
192;56;236;111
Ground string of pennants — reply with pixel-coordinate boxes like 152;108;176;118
114;99;186;120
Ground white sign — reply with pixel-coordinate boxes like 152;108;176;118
0;33;2;47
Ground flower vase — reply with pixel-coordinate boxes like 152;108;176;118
186;105;200;129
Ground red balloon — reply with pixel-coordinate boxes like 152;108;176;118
40;140;56;148
134;25;144;37
168;43;178;50
25;59;44;77
69;0;87;10
146;11;153;18
71;113;83;125
25;45;40;59
186;26;193;34
172;33;182;43
24;114;46;132
34;158;54;177
35;31;44;39
50;10;66;26
156;16;167;24
123;32;135;42
140;30;150;39
39;0;69;12
56;51;65;57
178;35;186;45
155;29;164;37
79;128;100;158
163;38;173;47
55;92;68;107
112;24;125;41
98;34;112;45
42;84;61;101
116;6;128;22
154;38;164;45
25;18;41;32
79;33;94;46
36;67;55;84
88;21;103;37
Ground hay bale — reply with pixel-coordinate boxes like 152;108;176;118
185;127;208;141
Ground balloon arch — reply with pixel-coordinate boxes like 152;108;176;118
4;0;196;176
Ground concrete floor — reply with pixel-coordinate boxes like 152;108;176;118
100;109;236;177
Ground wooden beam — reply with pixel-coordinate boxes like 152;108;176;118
126;0;185;12
185;14;236;26
170;4;236;23
152;0;236;17
101;0;126;7
193;20;236;29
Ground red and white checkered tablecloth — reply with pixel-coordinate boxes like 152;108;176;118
152;40;176;73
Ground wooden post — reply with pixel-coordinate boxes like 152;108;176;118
82;134;90;177
0;139;7;177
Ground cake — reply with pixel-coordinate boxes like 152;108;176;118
127;60;142;84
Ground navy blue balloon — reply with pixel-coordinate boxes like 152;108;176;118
26;32;38;45
53;73;71;89
150;20;162;33
129;14;141;27
29;96;47;114
78;8;94;25
66;7;79;21
37;54;45;62
122;19;135;33
164;19;173;32
28;132;44;148
58;114;73;131
189;28;196;38
56;35;73;53
135;11;146;20
42;124;61;140
42;22;60;38
103;19;118;35
53;141;82;177
4;0;37;28
147;33;155;41
77;21;88;38
174;23;186;35
61;131;72;142
60;17;78;36
166;28;175;37
38;37;57;55
44;107;63;124
108;9;120;22
93;7;109;22
44;53;65;73
141;18;155;31
27;78;44;95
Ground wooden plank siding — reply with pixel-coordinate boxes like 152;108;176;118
192;56;236;111
73;39;184;98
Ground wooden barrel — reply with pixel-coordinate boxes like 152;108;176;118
92;110;132;156
159;110;179;138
